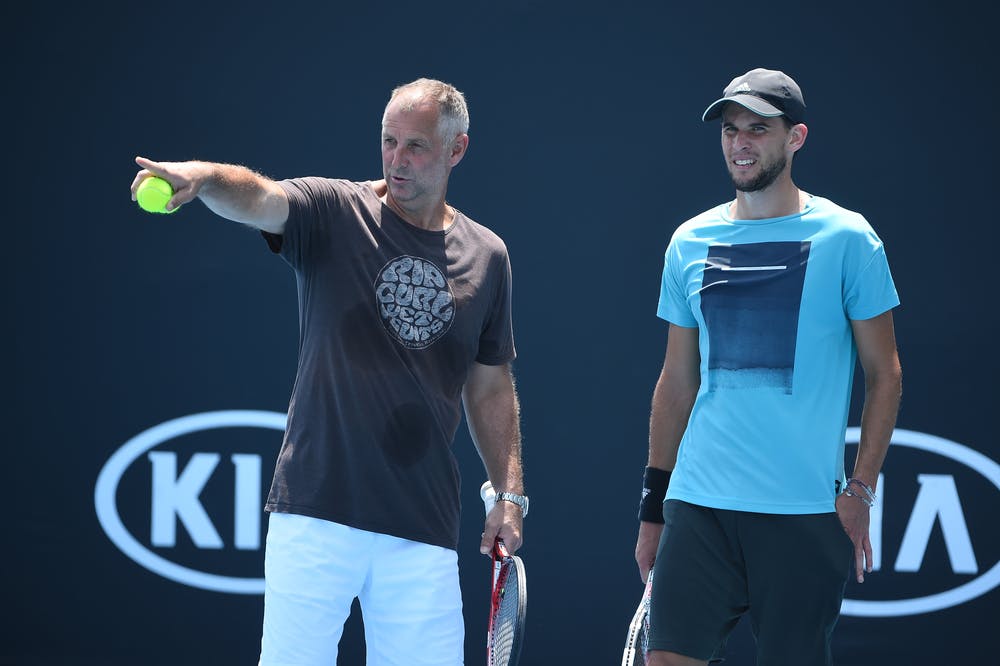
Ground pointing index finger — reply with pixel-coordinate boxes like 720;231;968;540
134;155;164;174
131;156;162;199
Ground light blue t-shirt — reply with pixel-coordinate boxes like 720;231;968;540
658;195;899;514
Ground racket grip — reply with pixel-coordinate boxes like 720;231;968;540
480;480;496;516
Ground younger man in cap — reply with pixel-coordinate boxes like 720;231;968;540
634;68;902;666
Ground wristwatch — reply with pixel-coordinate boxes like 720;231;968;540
495;491;529;517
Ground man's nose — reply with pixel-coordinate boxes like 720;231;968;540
732;130;753;149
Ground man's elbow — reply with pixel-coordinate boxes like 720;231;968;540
867;360;903;404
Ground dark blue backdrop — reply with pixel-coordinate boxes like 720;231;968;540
8;1;998;664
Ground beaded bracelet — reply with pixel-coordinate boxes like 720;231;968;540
844;477;877;507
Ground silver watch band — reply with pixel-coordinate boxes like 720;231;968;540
495;491;529;517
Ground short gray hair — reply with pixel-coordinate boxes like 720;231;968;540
386;78;470;144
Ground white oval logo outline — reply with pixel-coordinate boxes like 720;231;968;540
94;410;286;595
841;427;1000;617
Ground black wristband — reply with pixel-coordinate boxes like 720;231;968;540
638;466;671;523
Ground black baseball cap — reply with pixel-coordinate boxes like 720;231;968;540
702;68;806;125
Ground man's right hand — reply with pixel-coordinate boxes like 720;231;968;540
131;156;214;213
635;521;664;583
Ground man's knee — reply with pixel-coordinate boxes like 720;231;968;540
646;649;708;666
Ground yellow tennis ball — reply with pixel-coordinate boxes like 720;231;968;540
136;176;177;214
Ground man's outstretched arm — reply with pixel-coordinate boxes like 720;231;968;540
131;156;289;234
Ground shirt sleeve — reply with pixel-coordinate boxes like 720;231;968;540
260;177;350;270
844;232;900;320
475;249;516;365
657;239;698;327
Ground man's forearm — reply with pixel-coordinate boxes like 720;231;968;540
648;375;696;471
463;363;524;493
851;369;902;488
648;324;701;471
847;312;903;490
468;387;523;493
197;162;289;233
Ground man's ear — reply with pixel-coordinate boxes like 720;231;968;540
788;123;808;154
449;133;470;167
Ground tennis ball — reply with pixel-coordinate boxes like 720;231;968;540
136;176;177;214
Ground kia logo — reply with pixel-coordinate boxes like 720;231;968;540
841;428;1000;617
94;410;286;594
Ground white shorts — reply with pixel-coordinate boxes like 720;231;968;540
259;512;464;666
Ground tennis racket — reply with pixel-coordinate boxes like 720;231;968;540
621;570;654;666
480;481;527;666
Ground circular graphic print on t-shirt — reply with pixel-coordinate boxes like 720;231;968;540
374;255;455;349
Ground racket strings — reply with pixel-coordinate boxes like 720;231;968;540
634;620;649;666
489;562;522;664
622;574;654;666
623;611;649;666
637;579;652;663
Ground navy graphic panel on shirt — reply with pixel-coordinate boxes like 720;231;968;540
699;241;812;394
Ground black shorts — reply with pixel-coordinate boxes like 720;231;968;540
647;500;853;665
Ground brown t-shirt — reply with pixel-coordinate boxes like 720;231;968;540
262;178;515;550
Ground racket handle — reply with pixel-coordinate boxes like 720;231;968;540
480;480;496;516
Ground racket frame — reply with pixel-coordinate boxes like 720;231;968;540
487;538;526;666
481;480;526;666
621;571;654;666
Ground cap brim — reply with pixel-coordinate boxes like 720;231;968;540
702;95;785;122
